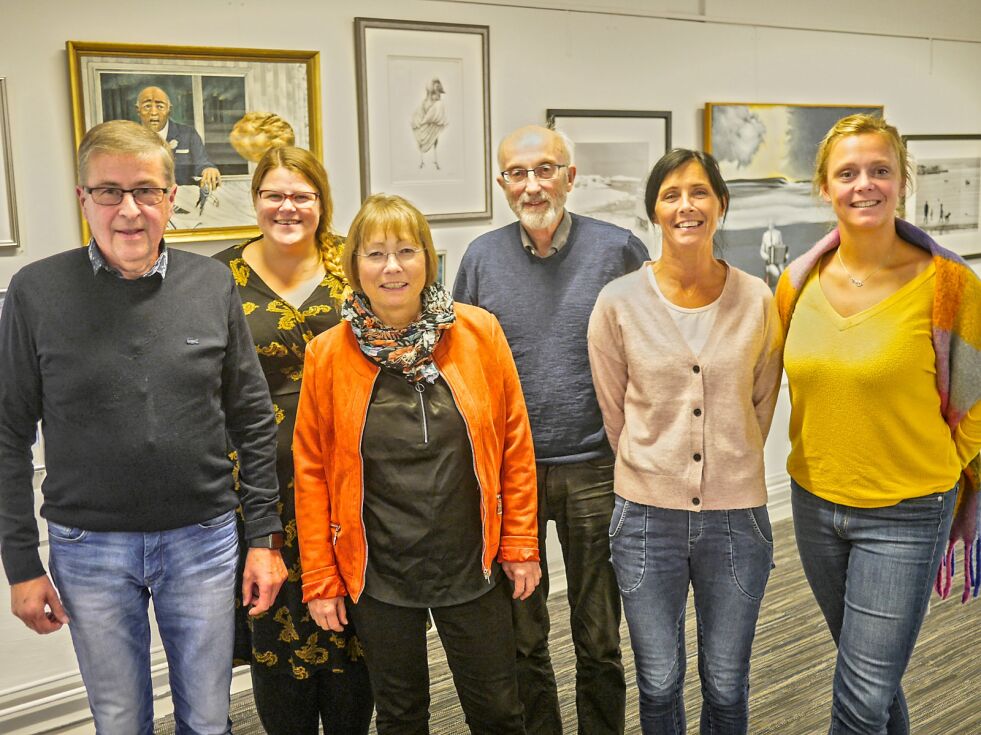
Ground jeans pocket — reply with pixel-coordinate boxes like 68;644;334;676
729;509;773;601
46;520;88;543
609;498;647;594
197;509;236;529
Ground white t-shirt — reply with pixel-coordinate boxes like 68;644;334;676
646;266;722;356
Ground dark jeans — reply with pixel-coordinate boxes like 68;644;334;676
250;660;373;735
610;498;773;734
513;456;626;735
349;583;525;735
792;480;956;735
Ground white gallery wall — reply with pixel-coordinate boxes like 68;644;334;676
1;0;980;732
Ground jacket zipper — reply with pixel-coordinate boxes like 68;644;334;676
355;369;381;601
434;359;492;583
414;382;429;444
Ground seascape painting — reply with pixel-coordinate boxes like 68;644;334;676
910;157;980;234
705;103;883;285
568;142;652;244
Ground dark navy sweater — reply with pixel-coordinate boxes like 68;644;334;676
0;247;280;584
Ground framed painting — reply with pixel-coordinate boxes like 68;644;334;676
704;102;882;286
68;41;321;244
0;78;19;250
547;109;671;253
355;18;491;222
903;134;981;259
437;250;447;285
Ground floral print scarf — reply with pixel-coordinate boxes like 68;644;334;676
341;282;456;384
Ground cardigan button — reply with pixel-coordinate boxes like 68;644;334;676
692;365;700;374
693;453;702;462
692;497;701;506
693;408;702;417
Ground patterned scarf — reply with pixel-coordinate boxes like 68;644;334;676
341;282;456;384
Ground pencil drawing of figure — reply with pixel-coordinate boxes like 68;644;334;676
411;77;448;169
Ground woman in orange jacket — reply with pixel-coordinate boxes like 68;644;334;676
294;194;541;735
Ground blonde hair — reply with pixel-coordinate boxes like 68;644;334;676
813;114;911;194
78;120;175;186
250;146;344;279
343;194;439;292
230;112;295;163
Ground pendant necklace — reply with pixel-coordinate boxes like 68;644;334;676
836;246;887;288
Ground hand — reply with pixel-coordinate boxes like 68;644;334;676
308;596;348;633
502;560;542;600
242;547;288;616
199;167;221;191
11;575;69;634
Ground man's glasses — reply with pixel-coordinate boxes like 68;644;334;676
257;190;320;208
85;187;169;206
356;247;424;265
500;163;567;184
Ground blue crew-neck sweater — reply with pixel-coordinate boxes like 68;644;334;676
454;213;648;464
0;247;280;584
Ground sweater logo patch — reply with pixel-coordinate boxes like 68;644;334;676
186;338;200;345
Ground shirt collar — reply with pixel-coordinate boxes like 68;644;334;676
520;209;571;258
88;239;168;280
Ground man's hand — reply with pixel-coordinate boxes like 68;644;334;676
199;167;221;191
242;548;287;616
308;596;348;633
11;575;69;634
502;560;542;600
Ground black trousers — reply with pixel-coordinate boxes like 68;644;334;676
349;583;525;735
250;660;373;735
512;456;626;735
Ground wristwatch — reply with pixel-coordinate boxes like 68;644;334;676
248;532;285;549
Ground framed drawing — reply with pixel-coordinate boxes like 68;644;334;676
547;109;671;253
0;78;19;250
355;18;491;222
68;41;321;244
704;102;883;286
903;134;981;259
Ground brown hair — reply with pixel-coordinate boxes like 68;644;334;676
77;120;175;186
813;114;911;194
343;194;438;292
230;112;295;163
250;146;343;277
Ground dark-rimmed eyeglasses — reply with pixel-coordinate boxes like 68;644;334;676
84;187;170;206
356;247;424;265
257;190;320;208
500;163;567;184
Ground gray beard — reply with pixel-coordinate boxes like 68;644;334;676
515;199;562;232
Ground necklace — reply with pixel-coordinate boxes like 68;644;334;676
836;246;887;288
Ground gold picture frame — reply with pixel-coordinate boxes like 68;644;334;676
67;41;321;244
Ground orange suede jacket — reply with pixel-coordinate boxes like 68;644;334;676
294;303;539;604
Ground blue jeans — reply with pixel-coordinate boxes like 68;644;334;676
47;509;239;735
608;496;773;734
791;480;956;735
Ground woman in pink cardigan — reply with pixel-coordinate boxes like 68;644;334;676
588;149;783;734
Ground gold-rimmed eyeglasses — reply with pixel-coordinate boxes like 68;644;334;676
356;247;424;266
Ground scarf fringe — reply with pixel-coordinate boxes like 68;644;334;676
934;537;981;603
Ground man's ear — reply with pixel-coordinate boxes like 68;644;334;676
565;164;577;190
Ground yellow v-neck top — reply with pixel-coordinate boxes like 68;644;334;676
784;262;963;507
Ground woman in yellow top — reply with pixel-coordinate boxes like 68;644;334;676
777;114;981;734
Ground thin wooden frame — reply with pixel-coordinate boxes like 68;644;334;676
546;109;671;251
67;41;321;244
355;18;492;222
0;78;19;250
902;134;981;259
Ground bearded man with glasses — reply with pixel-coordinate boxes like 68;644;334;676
453;125;648;735
0;120;285;734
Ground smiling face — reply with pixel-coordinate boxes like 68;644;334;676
76;152;175;278
497;126;576;233
254;167;321;252
821;132;902;233
136;87;171;132
652;160;724;254
357;230;427;329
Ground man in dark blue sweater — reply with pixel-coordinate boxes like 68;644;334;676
454;125;648;735
0;121;285;734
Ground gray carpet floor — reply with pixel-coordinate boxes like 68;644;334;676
156;517;981;733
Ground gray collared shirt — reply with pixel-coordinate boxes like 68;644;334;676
88;240;168;279
520;209;572;258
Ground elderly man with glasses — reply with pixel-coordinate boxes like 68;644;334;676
453;124;648;735
0;120;285;734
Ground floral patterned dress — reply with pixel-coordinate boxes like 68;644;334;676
214;238;365;680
